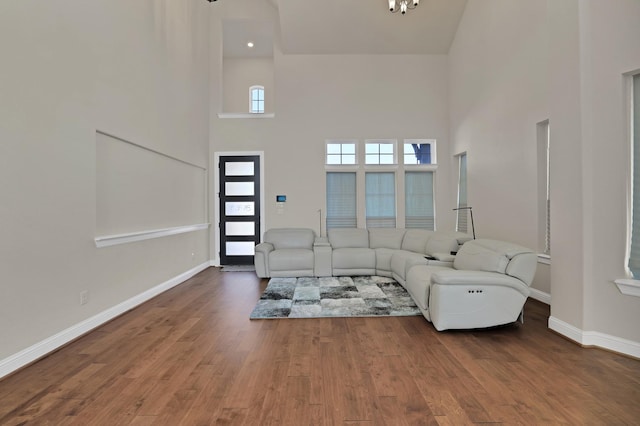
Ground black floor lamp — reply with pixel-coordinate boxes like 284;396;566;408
453;206;475;239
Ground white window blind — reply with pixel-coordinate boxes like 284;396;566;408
629;74;640;277
326;172;357;229
405;172;434;230
366;172;396;228
456;153;468;233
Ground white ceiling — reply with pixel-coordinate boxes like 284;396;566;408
223;0;468;58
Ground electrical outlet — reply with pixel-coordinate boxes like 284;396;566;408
79;290;89;305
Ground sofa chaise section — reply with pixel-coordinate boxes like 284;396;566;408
421;239;537;331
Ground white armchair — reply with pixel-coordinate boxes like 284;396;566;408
254;228;317;278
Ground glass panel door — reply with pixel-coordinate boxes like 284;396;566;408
219;155;260;265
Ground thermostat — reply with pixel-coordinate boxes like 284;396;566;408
276;195;286;202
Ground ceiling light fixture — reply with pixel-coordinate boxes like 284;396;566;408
247;41;254;48
388;0;419;15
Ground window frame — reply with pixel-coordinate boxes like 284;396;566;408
536;120;551;257
616;70;640;297
249;85;265;114
403;139;437;165
364;139;396;165
626;72;640;279
325;140;358;166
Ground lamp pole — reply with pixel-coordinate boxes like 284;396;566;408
452;206;475;239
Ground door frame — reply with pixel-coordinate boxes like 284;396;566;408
212;151;265;266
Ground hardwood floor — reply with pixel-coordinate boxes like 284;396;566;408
1;267;639;425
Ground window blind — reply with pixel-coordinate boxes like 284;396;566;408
629;75;640;277
326;172;357;229
405;171;434;230
366;172;396;228
456;153;468;233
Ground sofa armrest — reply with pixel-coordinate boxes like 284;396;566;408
255;242;274;255
430;270;530;297
314;237;330;247
254;242;274;278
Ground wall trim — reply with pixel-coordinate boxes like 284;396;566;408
0;262;210;380
95;223;210;248
529;288;551;305
217;113;275;119
548;316;640;359
614;278;640;297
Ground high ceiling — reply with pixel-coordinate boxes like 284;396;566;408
223;0;468;58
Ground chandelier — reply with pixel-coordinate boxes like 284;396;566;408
388;0;419;15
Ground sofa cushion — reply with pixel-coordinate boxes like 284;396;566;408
328;228;369;249
269;248;314;271
374;248;395;275
332;247;376;269
505;253;538;286
369;228;405;249
453;239;509;274
390;250;429;283
401;229;433;253
425;232;462;256
264;228;315;250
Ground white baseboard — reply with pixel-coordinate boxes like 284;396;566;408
549;316;640;359
0;262;210;380
528;288;551;305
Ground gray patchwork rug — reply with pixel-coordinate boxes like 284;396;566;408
250;276;422;319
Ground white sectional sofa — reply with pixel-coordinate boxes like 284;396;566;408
254;227;537;331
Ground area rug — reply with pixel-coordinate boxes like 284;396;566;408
249;275;421;319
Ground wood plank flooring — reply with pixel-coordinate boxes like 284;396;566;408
1;267;639;425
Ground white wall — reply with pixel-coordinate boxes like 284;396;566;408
448;0;548;297
0;0;210;369
548;0;640;345
223;57;275;113
450;0;640;355
212;53;454;238
448;0;548;248
209;2;455;259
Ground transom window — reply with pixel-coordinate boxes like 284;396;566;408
326;141;357;165
249;85;264;114
404;139;436;165
365;140;395;165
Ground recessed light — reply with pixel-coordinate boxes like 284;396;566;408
247;41;254;48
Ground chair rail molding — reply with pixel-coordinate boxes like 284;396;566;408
95;223;210;248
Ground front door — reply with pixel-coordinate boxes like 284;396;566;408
219;155;261;265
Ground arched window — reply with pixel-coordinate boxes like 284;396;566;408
249;85;264;114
